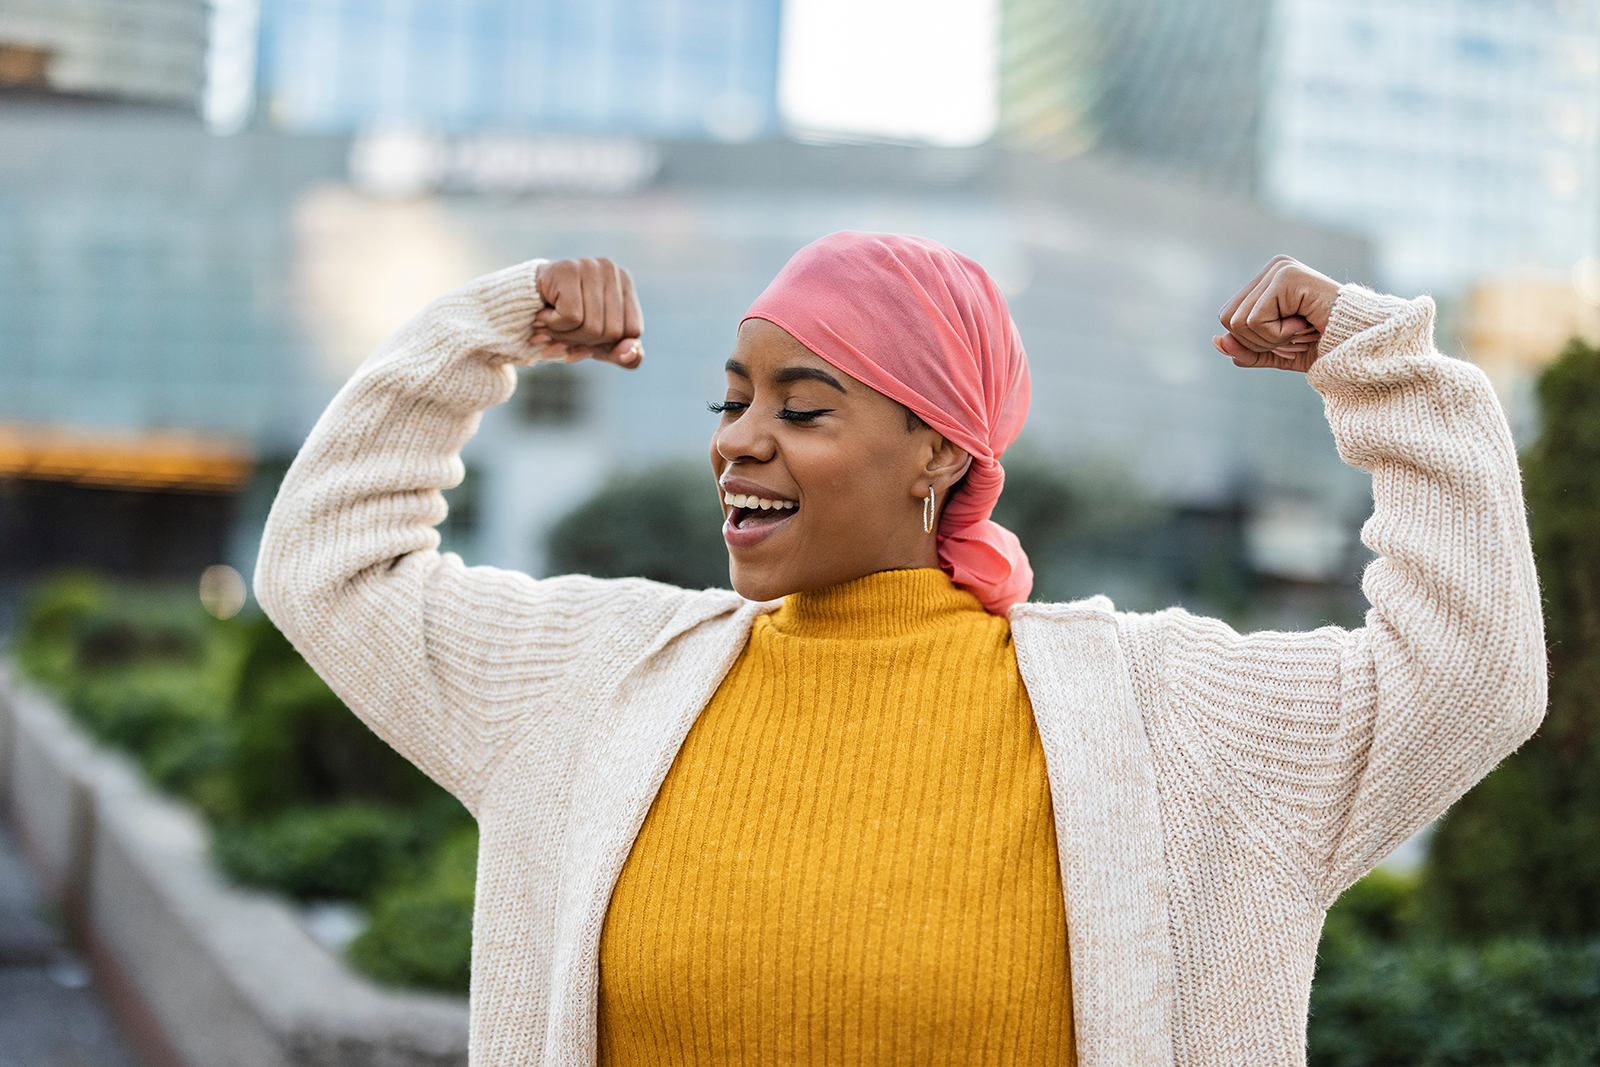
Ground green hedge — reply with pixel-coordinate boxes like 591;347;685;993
1310;870;1600;1066
11;573;474;992
1311;936;1600;1067
349;825;478;991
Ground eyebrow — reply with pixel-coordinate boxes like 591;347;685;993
724;359;848;394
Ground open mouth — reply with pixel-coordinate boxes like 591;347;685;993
723;491;798;531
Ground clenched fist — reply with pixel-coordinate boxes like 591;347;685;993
1214;255;1341;373
532;257;644;368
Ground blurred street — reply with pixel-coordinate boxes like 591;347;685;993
0;823;137;1067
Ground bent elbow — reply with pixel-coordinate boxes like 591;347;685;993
1481;638;1548;761
1508;649;1549;749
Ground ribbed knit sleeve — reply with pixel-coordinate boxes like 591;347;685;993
1120;285;1547;903
254;260;735;815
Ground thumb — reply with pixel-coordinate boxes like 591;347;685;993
535;267;584;331
1214;333;1270;367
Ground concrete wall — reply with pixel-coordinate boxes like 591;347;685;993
0;667;470;1067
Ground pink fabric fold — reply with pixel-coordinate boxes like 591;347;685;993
743;231;1034;614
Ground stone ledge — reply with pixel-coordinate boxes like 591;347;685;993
0;667;470;1067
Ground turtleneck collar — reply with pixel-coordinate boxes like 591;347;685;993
767;568;987;640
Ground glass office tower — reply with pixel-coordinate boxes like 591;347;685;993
257;0;782;141
1261;0;1600;294
998;0;1272;195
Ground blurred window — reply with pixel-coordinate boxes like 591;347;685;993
518;364;584;426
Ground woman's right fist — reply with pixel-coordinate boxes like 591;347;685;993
1213;255;1340;374
533;258;644;368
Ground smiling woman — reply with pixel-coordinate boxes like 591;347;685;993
710;317;971;600
255;234;1546;1067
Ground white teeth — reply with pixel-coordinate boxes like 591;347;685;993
721;491;798;510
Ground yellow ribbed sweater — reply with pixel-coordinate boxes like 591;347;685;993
597;568;1075;1065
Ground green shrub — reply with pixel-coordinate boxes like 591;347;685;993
228;616;443;817
213;803;424;901
14;573;207;686
349;826;478;992
1320;868;1421;963
9;572;478;991
70;665;231;790
13;574;242;811
1309;939;1600;1067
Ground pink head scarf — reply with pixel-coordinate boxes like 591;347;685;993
742;231;1034;615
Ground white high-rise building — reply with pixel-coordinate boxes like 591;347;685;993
1261;0;1600;296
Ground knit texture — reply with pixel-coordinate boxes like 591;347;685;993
254;260;1546;1067
597;568;1073;1066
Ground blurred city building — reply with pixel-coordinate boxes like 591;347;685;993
0;0;206;103
0;96;343;608
254;0;782;142
998;0;1600;435
0;89;1372;625
998;0;1271;195
1261;0;1600;298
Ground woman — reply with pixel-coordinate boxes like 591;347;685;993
256;233;1545;1067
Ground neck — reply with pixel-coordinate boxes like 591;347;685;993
768;567;982;639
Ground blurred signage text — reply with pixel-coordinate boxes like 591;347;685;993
348;128;663;198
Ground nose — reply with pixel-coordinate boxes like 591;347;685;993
713;407;776;465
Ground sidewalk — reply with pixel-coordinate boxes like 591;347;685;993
0;821;139;1067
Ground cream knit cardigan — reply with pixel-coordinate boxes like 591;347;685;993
256;259;1547;1067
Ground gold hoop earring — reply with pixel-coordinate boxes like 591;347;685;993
923;486;937;534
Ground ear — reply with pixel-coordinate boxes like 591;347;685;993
924;435;972;494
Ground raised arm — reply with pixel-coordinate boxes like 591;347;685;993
1127;258;1546;902
254;258;719;814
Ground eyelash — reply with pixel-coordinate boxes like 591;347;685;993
778;407;833;422
705;401;834;423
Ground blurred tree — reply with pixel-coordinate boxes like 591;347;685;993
1418;337;1600;939
546;463;729;589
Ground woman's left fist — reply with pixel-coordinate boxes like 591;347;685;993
1214;255;1340;373
532;257;644;368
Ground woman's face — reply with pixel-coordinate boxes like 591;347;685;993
709;317;970;601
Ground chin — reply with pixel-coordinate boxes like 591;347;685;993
727;562;790;603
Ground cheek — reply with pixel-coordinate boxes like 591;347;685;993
792;435;908;519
